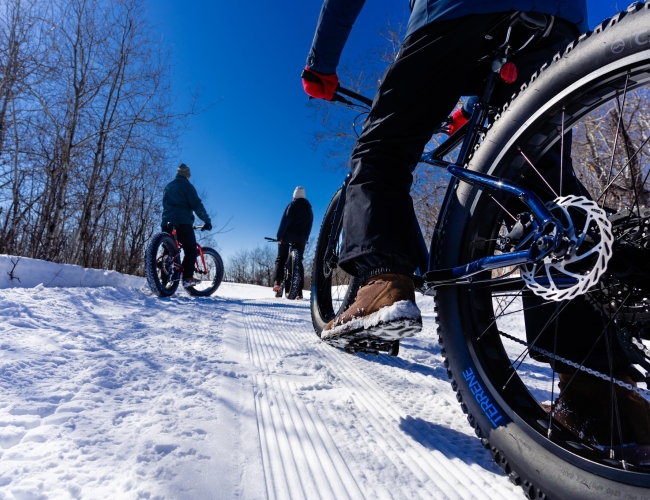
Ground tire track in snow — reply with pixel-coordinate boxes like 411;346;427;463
246;301;363;500
241;299;523;500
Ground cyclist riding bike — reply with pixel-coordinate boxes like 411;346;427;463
161;163;212;287
273;186;314;299
302;0;650;458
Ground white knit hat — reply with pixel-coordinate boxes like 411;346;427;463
293;186;306;199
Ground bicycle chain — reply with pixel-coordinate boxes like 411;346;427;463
497;329;650;398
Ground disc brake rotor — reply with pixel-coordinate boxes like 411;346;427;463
521;195;613;302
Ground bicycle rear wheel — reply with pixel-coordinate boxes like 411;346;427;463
434;5;650;498
185;247;224;297
145;232;180;297
311;188;362;335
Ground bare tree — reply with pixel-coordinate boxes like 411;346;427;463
0;0;195;275
572;88;650;212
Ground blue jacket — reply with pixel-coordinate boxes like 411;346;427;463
161;175;211;227
307;0;588;75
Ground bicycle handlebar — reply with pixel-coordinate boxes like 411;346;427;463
301;69;373;108
335;85;373;107
265;237;278;242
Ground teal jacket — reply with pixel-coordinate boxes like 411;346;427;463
161;175;211;227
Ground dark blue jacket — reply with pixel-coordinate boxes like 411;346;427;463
307;0;588;75
161;175;211;227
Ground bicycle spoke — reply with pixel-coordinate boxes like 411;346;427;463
502;299;572;390
518;147;558;198
601;73;631;208
595;134;650;207
549;106;565;197
477;285;527;341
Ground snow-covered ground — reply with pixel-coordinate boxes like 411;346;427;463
0;277;529;499
0;255;143;289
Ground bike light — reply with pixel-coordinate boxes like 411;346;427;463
500;62;518;84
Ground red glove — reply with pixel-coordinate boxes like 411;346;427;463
302;66;338;101
447;107;469;135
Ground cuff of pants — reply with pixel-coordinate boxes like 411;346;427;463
340;251;415;283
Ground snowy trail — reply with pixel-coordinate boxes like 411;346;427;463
0;282;523;499
242;297;521;500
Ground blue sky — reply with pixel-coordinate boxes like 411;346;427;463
144;0;622;262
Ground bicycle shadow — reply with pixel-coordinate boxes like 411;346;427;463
398;415;504;474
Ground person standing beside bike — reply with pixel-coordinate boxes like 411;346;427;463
273;186;313;299
161;163;212;287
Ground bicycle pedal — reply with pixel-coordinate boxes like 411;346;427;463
342;338;399;357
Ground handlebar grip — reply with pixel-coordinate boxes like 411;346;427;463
301;69;321;84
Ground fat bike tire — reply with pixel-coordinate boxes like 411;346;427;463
433;5;650;499
286;248;302;300
145;232;180;298
185;247;224;297
310;188;362;336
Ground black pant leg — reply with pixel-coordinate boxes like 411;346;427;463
274;243;290;285
175;225;197;280
340;14;502;278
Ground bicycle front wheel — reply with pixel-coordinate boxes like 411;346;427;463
286;247;302;300
185;247;224;297
434;5;650;498
310;188;362;336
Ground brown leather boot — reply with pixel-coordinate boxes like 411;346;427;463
321;273;422;345
553;371;650;463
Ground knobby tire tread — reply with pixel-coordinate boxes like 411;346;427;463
145;232;179;298
287;248;302;300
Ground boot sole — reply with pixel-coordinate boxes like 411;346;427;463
322;317;422;348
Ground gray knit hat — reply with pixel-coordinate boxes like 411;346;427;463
177;163;191;179
293;186;306;199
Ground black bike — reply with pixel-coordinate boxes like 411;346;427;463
311;6;650;499
146;225;224;298
265;237;303;300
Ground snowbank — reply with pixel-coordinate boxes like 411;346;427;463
0;254;144;289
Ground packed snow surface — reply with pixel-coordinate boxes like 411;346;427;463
0;278;532;499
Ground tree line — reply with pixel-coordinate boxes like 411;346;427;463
0;0;189;275
224;243;315;290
